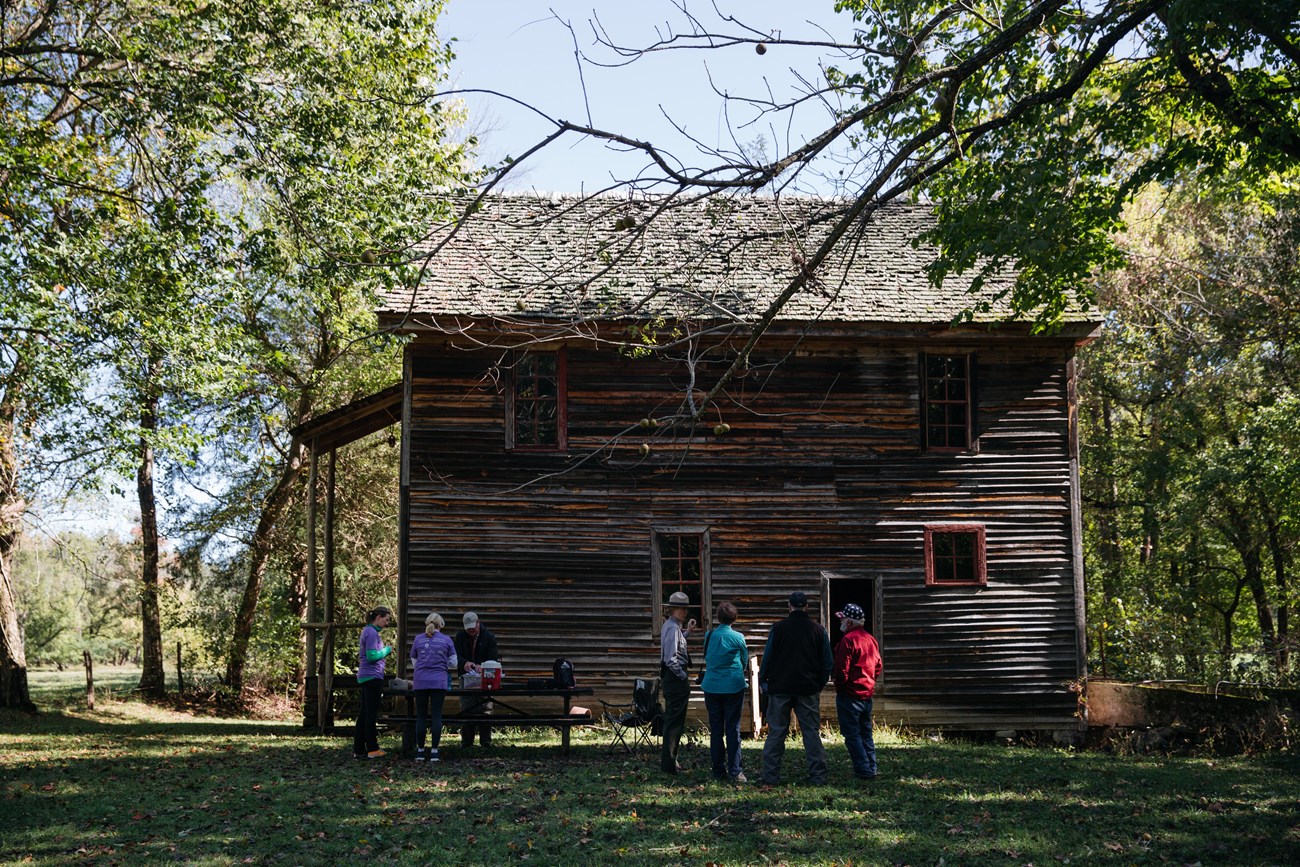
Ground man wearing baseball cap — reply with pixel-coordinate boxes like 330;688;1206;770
757;590;833;785
660;590;697;774
832;602;883;780
454;611;500;747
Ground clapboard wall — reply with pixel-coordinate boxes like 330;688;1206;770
399;330;1085;730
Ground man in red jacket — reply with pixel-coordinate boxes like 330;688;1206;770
832;603;882;780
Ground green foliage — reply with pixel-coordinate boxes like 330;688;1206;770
826;0;1300;327
11;532;139;666
4;0;475;696
1081;182;1300;684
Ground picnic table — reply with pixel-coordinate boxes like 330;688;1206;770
382;684;595;757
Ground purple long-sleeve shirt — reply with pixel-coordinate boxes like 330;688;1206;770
357;624;391;682
409;631;457;690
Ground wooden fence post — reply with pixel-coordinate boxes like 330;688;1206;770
83;650;95;710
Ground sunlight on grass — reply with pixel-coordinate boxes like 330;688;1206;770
2;690;1298;866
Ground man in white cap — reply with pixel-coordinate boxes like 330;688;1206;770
454;611;500;747
660;590;696;774
832;602;882;780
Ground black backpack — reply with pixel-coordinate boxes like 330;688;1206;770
551;657;576;689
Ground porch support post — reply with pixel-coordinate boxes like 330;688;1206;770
317;448;337;732
397;347;413;677
306;442;318;705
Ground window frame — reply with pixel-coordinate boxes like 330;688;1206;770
924;524;988;587
920;352;975;453
505;348;568;452
650;527;712;638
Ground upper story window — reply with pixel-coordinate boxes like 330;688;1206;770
652;529;711;635
507;349;567;451
924;524;987;586
922;353;973;451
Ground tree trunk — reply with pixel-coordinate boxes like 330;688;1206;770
286;544;309;696
137;386;166;698
1096;391;1122;600
1240;544;1279;673
1264;510;1290;675
224;435;309;698
0;368;37;712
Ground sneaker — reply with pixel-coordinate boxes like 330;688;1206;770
414;748;427;762
366;749;387;759
731;772;748;784
428;748;441;763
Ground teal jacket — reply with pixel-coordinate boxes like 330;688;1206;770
700;624;748;695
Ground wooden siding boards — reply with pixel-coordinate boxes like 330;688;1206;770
400;333;1085;730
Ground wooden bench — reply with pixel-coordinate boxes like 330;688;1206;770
379;710;592;757
379;684;595;758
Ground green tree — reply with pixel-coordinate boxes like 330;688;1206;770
3;0;473;706
12;530;139;668
1082;186;1300;683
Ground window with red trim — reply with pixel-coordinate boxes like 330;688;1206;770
922;353;973;451
507;350;566;451
924;525;987;586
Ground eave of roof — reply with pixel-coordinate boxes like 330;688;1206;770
289;383;402;452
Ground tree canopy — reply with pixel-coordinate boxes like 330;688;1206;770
2;0;474;707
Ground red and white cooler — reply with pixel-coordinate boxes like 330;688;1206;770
480;660;502;690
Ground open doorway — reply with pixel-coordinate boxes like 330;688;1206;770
820;571;879;653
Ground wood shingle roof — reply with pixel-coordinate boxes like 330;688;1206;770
378;194;1097;329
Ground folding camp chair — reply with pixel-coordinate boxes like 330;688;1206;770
601;677;663;755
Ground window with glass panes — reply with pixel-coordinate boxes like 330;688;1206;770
922;353;972;451
508;350;566;450
653;531;709;630
924;525;987;586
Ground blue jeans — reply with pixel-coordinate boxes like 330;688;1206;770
761;692;827;784
414;688;447;750
836;694;877;778
704;690;745;779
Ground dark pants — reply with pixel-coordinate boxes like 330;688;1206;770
660;673;691;772
459;691;492;747
836;694;877;778
704;690;744;779
414;688;448;751
353;678;383;755
760;692;827;784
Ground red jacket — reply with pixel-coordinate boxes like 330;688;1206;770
832;626;882;699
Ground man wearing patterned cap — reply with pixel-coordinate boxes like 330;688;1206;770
832;602;883;780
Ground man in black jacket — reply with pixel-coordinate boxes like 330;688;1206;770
757;591;833;785
454;612;500;747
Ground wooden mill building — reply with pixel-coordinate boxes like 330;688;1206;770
331;194;1099;733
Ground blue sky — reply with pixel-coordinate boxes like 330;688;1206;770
440;1;857;193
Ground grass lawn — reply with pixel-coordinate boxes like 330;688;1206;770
2;675;1297;866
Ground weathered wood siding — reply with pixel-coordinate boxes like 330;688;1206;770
402;334;1084;729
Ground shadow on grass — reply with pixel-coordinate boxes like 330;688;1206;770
2;708;1298;866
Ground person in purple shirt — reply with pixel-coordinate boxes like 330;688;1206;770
353;606;393;759
409;612;458;763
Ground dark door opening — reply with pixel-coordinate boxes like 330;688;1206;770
825;575;877;652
